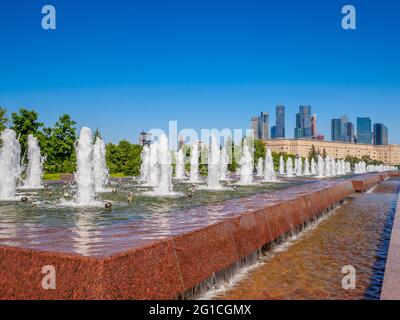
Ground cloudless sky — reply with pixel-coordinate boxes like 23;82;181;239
0;0;399;143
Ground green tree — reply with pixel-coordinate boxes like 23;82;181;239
46;114;77;173
106;140;142;176
0;107;8;132
11;108;43;156
308;145;318;161
254;139;266;162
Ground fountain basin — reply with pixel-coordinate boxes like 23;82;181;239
0;177;361;300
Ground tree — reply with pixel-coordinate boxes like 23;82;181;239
11;108;43;156
254;139;266;162
45;114;77;173
106;140;142;176
0;107;8;132
308;145;318;161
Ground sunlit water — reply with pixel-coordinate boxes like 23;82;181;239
0;177;306;257
213;178;399;300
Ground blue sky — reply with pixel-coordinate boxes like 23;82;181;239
0;0;399;143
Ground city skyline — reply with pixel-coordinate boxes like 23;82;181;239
0;0;399;144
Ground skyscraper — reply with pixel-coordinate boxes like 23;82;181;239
346;122;355;143
357;117;372;144
271;126;277;139
275;105;285;138
331;118;342;141
259;112;269;139
250;117;260;139
294;105;312;139
373;123;388;145
311;114;317;138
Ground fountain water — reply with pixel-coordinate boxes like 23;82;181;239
219;147;229;181
140;145;150;182
146;141;159;187
189;142;200;183
264;149;277;182
22;134;43;189
304;158;311;176
345;162;352;174
256;158;264;177
93;137;109;192
175;149;185;180
0;129;21;200
325;156;332;177
238;141;254;185
75;127;96;205
286;157;294;178
154;134;173;195
207;135;222;189
331;158;336;176
279;155;285;175
296;158;303;176
311;158;317;175
317;155;324;178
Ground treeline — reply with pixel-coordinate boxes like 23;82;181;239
0;107;142;175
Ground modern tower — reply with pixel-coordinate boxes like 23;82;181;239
275;105;285;138
294;105;312;139
250;117;260;139
357;117;372;144
311;114;317;138
373;123;388;145
259;112;269;140
331;118;342;142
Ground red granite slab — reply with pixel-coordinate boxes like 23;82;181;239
102;239;184;300
0;246;102;300
172;221;238;291
351;174;381;192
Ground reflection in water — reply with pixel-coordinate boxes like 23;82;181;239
215;179;399;300
0;178;305;256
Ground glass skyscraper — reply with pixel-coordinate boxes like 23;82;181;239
259;112;269;140
275;105;285;138
373;123;388;145
331;118;342;141
294;105;311;139
357;117;372;144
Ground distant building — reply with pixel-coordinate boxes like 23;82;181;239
271;125;277;139
316;134;325;141
259;112;269;139
250;117;260;139
275;105;285;138
357;117;372;144
294;105;312;139
345;122;355;143
139;131;152;146
331;118;342;142
373;123;388;145
311;114;317;138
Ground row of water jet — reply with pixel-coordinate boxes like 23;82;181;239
367;164;397;172
141;135;175;196
207;135;223;189
238;141;254;185
22;134;44;189
74;127;109;206
175;149;185;180
189;142;200;183
0;129;22;200
264;149;277;182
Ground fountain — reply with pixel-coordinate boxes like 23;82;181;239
256;157;264;177
74;127;96;205
325;156;332;177
279;155;285;175
317;155;324;178
140;145;150;182
331;158;336;176
22;134;43;189
189;142;200;183
175;149;185;180
286;157;294;178
238;140;254;185
345;162;352;173
264;149;277;182
311;158;317;175
154;134;173;195
207;135;222;189
93;137;109;192
146;141;159;187
0;129;21;200
304;158;311;176
219;147;229;181
296;158;303;176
